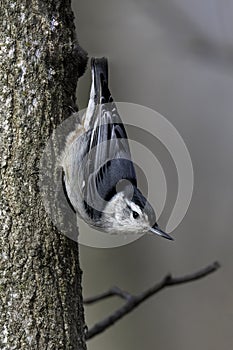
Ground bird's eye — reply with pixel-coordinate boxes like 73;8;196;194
132;211;139;219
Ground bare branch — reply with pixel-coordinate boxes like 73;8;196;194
85;261;220;340
84;286;132;304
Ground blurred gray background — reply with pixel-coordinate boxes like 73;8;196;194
72;0;233;349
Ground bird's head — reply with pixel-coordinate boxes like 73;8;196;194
103;184;173;240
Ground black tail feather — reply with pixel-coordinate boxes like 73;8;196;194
91;57;112;104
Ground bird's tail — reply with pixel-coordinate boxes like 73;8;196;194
91;57;112;104
83;57;113;130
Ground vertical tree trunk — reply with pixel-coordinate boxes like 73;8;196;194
0;0;87;348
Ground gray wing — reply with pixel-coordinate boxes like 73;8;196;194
81;58;137;217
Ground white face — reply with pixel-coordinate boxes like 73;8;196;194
103;192;152;234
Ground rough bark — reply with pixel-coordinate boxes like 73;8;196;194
0;0;88;349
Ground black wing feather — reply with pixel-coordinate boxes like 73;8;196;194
84;58;137;219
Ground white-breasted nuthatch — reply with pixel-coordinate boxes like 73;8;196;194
61;57;173;240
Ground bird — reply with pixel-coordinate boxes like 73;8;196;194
61;57;173;240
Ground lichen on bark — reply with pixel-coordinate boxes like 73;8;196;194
0;0;88;348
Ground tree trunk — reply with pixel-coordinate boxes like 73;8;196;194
0;0;88;348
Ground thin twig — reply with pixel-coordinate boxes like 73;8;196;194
85;261;220;340
84;286;132;304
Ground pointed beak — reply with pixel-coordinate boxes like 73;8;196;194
149;225;174;241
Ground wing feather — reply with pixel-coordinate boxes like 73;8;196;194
80;58;137;217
